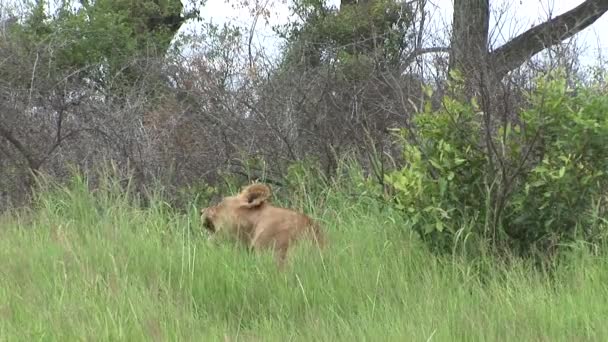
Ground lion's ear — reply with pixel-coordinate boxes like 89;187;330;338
240;183;271;208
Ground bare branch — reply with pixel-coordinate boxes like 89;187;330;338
0;124;38;170
402;46;450;68
491;0;608;78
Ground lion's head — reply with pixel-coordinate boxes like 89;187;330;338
200;183;271;235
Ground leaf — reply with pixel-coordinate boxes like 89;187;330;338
558;166;566;178
447;171;455;181
429;159;443;171
505;122;512;136
424;223;435;234
530;180;545;187
439;178;447;196
454;158;466;165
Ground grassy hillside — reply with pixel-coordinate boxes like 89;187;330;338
1;175;607;341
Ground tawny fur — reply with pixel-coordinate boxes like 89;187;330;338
200;183;325;268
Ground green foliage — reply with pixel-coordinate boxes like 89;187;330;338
385;85;487;252
276;0;412;75
506;77;608;251
386;72;608;257
175;181;218;213
10;0;197;86
285;158;329;196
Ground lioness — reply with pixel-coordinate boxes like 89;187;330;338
200;183;325;268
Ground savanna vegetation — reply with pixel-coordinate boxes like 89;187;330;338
2;0;608;340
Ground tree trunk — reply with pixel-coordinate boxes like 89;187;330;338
449;0;490;78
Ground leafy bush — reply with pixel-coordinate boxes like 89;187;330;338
277;0;412;73
386;73;608;257
506;77;608;254
10;0;192;86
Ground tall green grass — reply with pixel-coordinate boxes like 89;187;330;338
1;172;608;341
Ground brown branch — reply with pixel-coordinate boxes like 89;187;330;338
39;129;81;166
490;0;608;78
0;124;38;170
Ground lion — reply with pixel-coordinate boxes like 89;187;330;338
200;183;325;268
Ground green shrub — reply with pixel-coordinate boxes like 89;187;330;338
506;77;608;254
386;72;608;258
